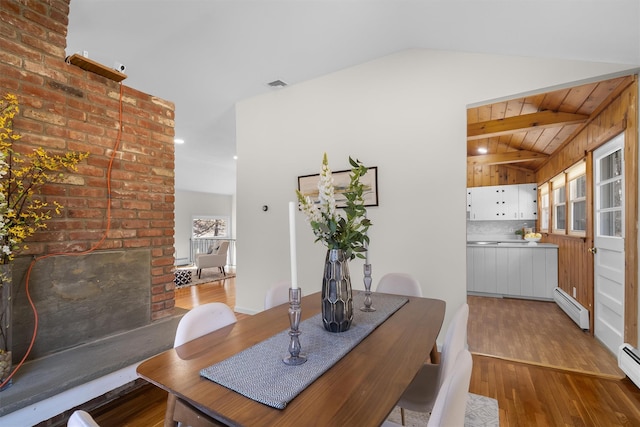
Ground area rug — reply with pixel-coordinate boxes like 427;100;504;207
385;393;499;426
174;266;236;288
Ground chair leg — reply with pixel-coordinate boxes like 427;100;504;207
401;407;406;426
197;268;201;279
165;394;178;427
430;343;440;364
173;395;225;427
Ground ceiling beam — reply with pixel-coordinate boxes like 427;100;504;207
467;150;549;166
467;110;589;140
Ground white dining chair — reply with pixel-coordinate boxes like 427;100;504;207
264;280;293;309
426;349;473;427
67;410;100;427
376;272;440;363
173;302;237;347
167;303;237;427
376;273;423;297
381;349;473;427
397;302;469;425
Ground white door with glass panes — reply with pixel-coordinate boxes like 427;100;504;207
593;134;625;354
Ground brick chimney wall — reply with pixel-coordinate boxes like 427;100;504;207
0;1;176;323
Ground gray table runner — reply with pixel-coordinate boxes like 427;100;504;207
200;292;409;409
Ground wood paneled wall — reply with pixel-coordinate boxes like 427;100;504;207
543;234;594;330
467;164;536;187
536;76;638;344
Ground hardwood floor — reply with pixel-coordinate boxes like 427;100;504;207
88;278;640;427
467;295;624;378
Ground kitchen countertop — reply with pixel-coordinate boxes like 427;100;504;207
467;241;558;248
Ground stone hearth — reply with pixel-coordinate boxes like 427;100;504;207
11;250;152;362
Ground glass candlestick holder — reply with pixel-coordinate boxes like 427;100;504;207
283;287;307;365
360;263;376;312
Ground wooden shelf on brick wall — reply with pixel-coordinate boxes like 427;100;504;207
67;53;127;82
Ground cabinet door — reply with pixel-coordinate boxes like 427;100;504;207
519;248;534;297
466;247;474;291
471;247;497;293
496;248;510;294
531;249;547;298
506;248;522;296
518;184;538;220
501;185;520;220
467;247;497;293
469;186;501;220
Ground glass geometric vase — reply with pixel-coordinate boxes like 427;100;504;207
321;249;353;333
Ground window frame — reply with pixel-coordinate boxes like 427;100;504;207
567;161;587;237
539;183;550;233
551;173;567;234
191;215;231;239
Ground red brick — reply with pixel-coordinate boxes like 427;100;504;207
152;238;175;249
0;34;42;61
23;9;68;37
152;257;175;267
124;239;152;248
68;230;107;241
68;208;105;219
138;210;164;220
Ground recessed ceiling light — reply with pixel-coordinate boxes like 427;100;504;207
174;138;185;144
478;147;487;154
233;155;238;160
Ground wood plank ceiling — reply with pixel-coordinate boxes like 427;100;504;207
467;75;633;171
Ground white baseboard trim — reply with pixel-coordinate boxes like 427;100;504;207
234;305;259;315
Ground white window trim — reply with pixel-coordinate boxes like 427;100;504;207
191;215;231;238
551;173;566;234
539;182;550;232
568;168;587;237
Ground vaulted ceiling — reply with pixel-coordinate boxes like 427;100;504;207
65;2;639;195
467;75;634;172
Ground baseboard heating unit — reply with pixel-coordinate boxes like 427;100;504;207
553;287;589;330
618;343;640;389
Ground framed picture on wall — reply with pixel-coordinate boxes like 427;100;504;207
297;166;378;208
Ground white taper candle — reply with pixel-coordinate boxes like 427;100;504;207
289;201;298;289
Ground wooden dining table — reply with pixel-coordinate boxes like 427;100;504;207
137;291;445;427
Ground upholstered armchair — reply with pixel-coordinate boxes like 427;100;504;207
195;241;229;279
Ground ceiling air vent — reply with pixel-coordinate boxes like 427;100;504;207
267;80;287;88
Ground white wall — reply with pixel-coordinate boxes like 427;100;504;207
174;190;234;263
235;48;636;344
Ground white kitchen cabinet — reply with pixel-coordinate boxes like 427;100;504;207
468;245;497;292
468;186;500;220
467;244;558;300
517;184;538;220
467;184;533;221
